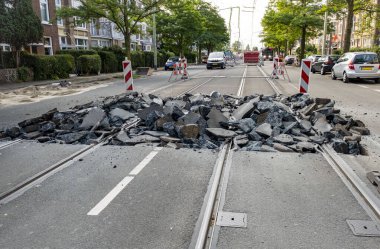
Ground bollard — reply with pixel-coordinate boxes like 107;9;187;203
123;58;133;91
299;59;311;93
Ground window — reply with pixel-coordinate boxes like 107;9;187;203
145;45;151;51
131;43;136;51
75;38;88;49
44;37;53;55
59;36;68;49
55;0;63;25
74;17;86;29
40;0;49;23
0;44;11;52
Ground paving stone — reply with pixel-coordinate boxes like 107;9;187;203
207;108;228;128
255;123;272;138
232;96;260;120
273;143;294;152
110;108;136;121
143;131;169;137
179;124;199;139
273;134;295;145
331;138;349;154
350;126;370;135
238;118;256;133
206;128;237;138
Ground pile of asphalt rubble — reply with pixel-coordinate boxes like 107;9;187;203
0;92;370;154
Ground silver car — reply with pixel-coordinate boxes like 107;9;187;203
331;52;380;83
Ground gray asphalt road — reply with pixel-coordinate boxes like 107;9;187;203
1;63;380;249
215;151;380;248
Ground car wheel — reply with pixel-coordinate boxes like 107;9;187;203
320;67;325;75
207;67;211;70
331;70;337;80
343;72;350;83
311;68;315;74
374;78;380;83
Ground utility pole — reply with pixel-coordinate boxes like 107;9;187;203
322;0;328;55
220;7;241;49
153;7;158;70
243;0;256;49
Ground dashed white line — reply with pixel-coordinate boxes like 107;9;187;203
375;89;380;93
357;85;369;89
129;147;162;175
87;147;162;216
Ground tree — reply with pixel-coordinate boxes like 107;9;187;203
232;40;242;52
58;0;166;59
245;44;251;51
0;0;43;67
328;0;378;52
261;0;324;61
156;0;202;56
195;1;229;57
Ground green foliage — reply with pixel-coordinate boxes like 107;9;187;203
332;48;343;55
349;46;380;55
16;66;33;82
55;54;75;78
0;0;43;66
296;44;318;58
0;51;16;69
184;52;197;63
56;49;97;61
261;0;324;59
232;41;242;53
98;51;118;73
77;55;101;75
21;54;58;80
101;46;127;72
130;50;175;69
57;0;166;58
20;53;75;80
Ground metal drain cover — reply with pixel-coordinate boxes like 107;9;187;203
216;211;247;228
347;220;380;237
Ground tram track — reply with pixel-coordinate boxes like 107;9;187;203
0;66;231;204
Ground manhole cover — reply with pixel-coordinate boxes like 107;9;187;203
216;211;247;228
347;220;380;237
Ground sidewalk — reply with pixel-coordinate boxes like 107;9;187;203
0;72;123;92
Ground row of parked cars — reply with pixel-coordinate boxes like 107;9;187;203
308;52;380;83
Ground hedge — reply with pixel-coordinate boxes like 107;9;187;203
130;50;176;69
21;53;58;80
20;53;74;80
56;49;97;61
101;46;127;72
55;54;75;78
16;66;33;82
77;54;101;75
0;51;16;69
98;51;118;73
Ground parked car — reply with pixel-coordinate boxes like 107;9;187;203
164;56;180;71
284;55;295;65
308;55;322;73
320;55;340;75
331;52;380;83
207;52;226;69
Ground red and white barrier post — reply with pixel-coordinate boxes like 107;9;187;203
299;59;311;93
181;57;188;80
122;58;133;91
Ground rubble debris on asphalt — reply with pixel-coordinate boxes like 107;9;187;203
0;92;370;155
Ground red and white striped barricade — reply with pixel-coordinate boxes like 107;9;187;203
122;59;133;91
270;57;279;79
181;58;189;80
299;59;311;93
168;62;179;82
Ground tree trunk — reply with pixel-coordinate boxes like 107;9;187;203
124;33;131;60
343;0;354;52
198;45;202;64
16;50;20;68
299;25;306;64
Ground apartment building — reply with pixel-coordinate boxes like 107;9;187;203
310;0;379;53
2;1;153;54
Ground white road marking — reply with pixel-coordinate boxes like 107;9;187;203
375;89;380;93
357;85;369;89
129;147;162;175
87;176;134;216
87;147;162;216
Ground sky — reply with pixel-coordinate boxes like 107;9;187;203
206;0;269;49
